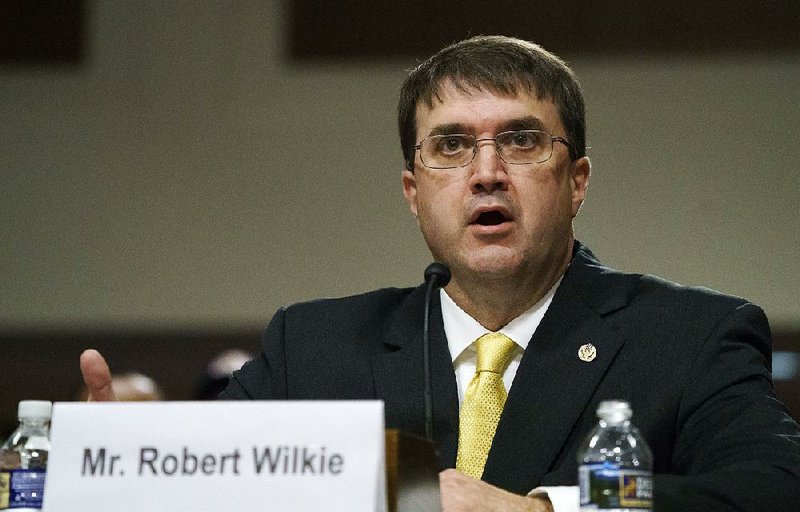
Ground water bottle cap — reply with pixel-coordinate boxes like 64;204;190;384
18;400;53;420
597;399;632;422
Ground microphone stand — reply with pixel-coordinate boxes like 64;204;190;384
422;263;450;443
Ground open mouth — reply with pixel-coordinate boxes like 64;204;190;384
475;210;511;226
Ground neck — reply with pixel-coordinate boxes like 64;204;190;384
444;242;573;331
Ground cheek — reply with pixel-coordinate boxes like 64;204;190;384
416;184;463;238
516;175;574;226
417;177;460;213
418;195;450;229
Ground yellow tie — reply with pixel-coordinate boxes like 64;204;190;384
456;332;517;479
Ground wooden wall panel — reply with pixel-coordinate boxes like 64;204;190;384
0;0;83;64
289;0;800;60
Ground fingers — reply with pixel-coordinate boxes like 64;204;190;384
439;469;553;512
80;349;117;402
527;493;554;512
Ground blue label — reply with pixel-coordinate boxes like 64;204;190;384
5;469;46;509
579;463;652;510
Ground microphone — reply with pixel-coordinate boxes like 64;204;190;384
422;262;451;442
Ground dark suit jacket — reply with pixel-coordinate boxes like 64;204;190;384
221;242;800;511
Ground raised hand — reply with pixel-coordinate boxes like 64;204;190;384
79;349;117;402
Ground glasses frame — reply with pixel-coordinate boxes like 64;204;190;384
413;129;575;170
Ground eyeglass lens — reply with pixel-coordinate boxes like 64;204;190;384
419;130;554;169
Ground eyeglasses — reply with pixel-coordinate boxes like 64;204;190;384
413;130;574;169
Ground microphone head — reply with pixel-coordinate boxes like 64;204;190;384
424;262;451;288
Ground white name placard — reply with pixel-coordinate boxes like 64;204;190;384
43;401;385;512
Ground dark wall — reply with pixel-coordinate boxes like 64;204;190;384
289;0;800;60
2;328;797;437
773;333;800;422
0;328;262;436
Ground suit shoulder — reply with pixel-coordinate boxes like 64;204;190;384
571;246;761;323
279;286;418;331
631;272;758;317
574;242;754;308
284;286;417;313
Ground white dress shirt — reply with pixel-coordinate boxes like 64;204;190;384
441;278;562;405
440;278;578;512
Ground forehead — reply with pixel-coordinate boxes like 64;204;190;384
414;82;563;138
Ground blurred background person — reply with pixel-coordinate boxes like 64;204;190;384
193;349;253;400
77;372;165;402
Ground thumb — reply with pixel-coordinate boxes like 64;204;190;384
80;349;117;402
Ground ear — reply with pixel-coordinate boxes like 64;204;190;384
402;169;419;218
570;156;591;217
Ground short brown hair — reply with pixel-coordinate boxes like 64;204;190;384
398;35;586;170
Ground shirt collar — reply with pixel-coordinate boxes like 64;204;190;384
441;276;563;363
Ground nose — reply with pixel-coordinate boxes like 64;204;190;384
468;138;509;194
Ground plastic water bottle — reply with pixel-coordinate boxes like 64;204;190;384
578;400;653;511
0;400;52;511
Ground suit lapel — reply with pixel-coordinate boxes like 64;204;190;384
482;245;630;493
371;285;460;469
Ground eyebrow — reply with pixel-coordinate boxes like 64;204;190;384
428;123;468;136
502;116;547;132
426;116;548;138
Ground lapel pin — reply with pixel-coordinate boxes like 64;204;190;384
578;343;597;362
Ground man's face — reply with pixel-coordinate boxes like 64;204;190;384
402;82;590;288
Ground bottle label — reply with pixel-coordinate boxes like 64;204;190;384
0;469;46;510
579;463;652;510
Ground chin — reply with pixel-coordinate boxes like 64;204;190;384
463;254;524;279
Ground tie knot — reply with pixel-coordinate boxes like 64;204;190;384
475;332;516;374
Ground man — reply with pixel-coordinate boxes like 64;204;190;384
83;36;800;511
